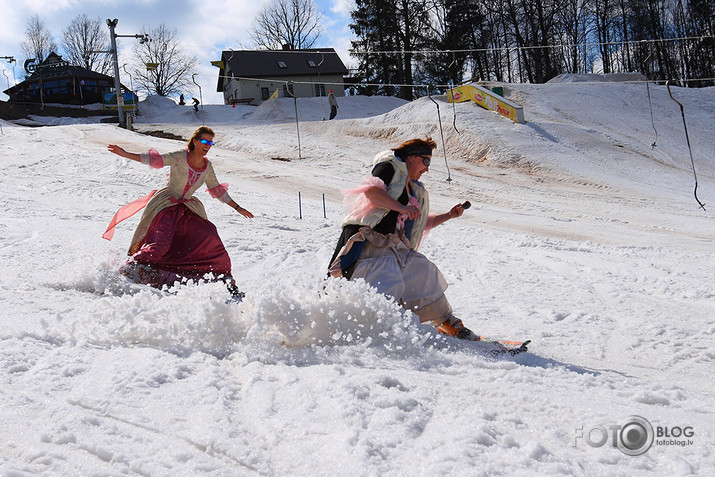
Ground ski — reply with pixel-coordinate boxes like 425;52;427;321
474;337;531;356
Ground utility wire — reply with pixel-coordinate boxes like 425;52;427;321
347;35;715;56
204;73;715;90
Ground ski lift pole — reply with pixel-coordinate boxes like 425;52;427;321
644;46;658;149
287;82;302;159
449;52;460;134
426;85;452;182
666;81;705;211
192;73;204;125
318;52;326;120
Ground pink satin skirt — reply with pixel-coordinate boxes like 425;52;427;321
124;204;232;287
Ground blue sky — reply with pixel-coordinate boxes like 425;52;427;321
0;0;355;103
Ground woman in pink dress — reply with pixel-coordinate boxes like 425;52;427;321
104;126;253;295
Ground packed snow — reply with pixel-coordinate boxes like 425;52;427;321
1;78;713;476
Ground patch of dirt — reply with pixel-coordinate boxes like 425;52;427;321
138;130;185;141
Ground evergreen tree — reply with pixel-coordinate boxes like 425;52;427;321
350;0;432;99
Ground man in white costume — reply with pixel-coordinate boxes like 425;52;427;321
328;137;477;339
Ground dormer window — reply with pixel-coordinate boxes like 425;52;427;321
277;61;288;68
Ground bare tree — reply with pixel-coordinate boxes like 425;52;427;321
132;24;198;97
251;0;324;49
61;14;112;74
20;14;58;65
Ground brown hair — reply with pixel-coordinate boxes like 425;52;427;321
187;126;215;151
392;137;437;158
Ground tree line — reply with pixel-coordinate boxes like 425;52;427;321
15;1;323;98
13;0;713;103
18;14;198;97
349;0;714;99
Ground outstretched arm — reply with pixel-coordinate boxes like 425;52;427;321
429;203;465;229
227;199;254;218
108;144;142;162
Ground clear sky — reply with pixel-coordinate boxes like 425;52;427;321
0;0;355;103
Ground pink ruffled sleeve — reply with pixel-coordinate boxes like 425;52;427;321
206;183;232;203
139;148;164;169
342;176;386;218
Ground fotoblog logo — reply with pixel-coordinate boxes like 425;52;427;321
575;415;654;456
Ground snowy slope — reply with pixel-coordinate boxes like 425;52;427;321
0;81;713;476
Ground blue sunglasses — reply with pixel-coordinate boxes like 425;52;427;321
199;139;214;146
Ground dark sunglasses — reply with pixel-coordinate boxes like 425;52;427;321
199;139;214;146
416;155;431;167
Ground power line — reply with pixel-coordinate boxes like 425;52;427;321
347;35;715;56
202;72;715;91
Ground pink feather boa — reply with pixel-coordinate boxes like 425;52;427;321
342;176;386;218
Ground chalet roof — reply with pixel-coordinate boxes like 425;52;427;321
216;48;348;91
3;52;121;96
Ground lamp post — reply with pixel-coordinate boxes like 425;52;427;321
191;73;203;125
1;56;15;85
122;64;136;116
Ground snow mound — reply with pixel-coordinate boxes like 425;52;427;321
548;72;647;83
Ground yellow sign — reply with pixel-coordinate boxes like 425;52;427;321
211;60;224;69
269;89;279;100
448;84;525;123
146;62;159;71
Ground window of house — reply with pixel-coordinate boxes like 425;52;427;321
315;84;325;97
277;61;288;69
282;84;294;96
261;87;270;100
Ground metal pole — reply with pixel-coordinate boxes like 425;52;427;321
123;64;136;116
106;19;126;128
285;82;301;158
298;192;302;219
191;73;204;125
426;85;452;182
666;81;706;211
322;193;326;219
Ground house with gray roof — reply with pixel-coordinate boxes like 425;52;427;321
214;47;348;105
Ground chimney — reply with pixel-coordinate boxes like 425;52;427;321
282;44;292;50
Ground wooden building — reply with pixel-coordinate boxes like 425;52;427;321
3;52;126;106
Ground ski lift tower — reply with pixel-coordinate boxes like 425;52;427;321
103;19;150;128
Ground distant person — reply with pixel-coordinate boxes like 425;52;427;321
103;126;253;296
328;137;477;340
179;93;185;105
328;90;338;120
193;97;200;112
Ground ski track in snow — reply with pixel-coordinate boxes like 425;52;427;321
1;81;714;476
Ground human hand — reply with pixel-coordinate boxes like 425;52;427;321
107;144;125;156
235;206;254;218
448;203;466;219
402;204;421;220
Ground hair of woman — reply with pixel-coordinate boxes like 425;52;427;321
187;126;215;151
